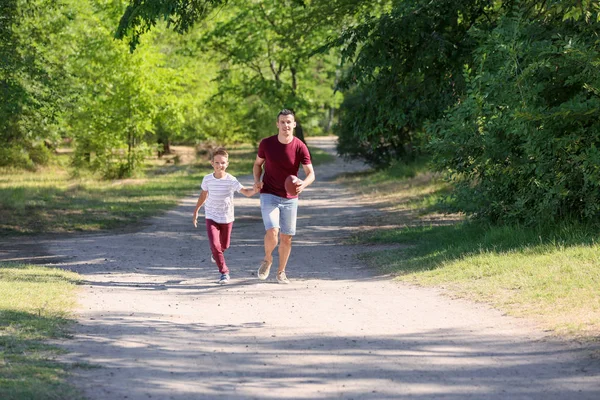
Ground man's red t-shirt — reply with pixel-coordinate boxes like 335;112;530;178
258;135;311;198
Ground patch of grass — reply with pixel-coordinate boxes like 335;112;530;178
198;144;258;177
362;222;600;336
0;263;83;399
0;145;333;236
0;165;205;235
341;160;600;338
0;148;233;235
308;146;335;166
337;158;455;215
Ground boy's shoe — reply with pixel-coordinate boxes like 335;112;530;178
257;260;272;280
276;271;290;284
219;273;230;284
211;255;216;263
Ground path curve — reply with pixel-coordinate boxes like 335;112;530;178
49;136;599;399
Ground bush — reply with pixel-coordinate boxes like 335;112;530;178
336;87;423;169
334;0;481;168
0;146;35;170
27;143;52;166
429;12;600;224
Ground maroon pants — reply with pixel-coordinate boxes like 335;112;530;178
205;219;233;274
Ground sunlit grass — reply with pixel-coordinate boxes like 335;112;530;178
336;158;454;214
0;145;333;235
0;165;205;235
340;160;600;338
0;263;83;399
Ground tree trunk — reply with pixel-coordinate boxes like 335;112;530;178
326;107;334;132
291;65;297;96
294;120;306;145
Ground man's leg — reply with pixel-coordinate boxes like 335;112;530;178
258;194;279;279
276;197;297;281
264;228;278;263
277;233;292;273
258;228;277;279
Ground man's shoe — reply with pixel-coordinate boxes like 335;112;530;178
219;273;230;284
257;260;272;280
276;271;290;284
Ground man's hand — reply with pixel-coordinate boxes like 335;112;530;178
253;181;263;192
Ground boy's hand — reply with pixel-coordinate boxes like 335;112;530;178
193;213;198;228
253;181;263;192
241;187;257;197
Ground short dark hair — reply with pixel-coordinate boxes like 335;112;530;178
277;109;295;120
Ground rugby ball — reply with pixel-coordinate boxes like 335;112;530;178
285;175;303;196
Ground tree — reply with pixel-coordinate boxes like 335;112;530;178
332;0;495;168
198;0;378;143
429;3;600;223
139;25;221;154
64;1;159;178
115;0;227;51
1;0;235;175
64;1;221;177
115;0;380;143
0;0;71;168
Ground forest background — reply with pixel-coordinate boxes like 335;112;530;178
2;0;600;225
1;5;600;391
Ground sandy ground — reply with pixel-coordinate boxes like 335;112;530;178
24;136;600;399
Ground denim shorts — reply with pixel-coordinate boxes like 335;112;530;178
260;193;299;236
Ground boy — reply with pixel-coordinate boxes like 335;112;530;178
193;148;256;284
252;109;315;283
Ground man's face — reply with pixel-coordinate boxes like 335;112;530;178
277;114;296;135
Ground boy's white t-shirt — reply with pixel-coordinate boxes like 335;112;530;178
201;173;243;224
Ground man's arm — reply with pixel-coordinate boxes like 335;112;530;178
298;163;315;193
253;155;265;192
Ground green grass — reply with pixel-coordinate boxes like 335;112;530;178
340;161;600;338
308;146;334;166
0;263;83;399
0;145;333;236
336;158;455;215
0;160;209;235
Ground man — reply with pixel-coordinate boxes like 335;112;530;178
253;109;315;284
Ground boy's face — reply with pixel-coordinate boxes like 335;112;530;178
277;114;296;135
211;154;228;172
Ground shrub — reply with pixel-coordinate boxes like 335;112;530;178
429;12;600;224
27;143;52;166
0;146;35;170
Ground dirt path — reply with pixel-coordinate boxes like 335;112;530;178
47;136;598;399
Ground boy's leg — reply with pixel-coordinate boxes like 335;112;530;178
220;222;233;252
205;219;229;275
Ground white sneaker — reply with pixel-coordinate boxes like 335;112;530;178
257;260;272;280
219;273;230;284
276;271;290;284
